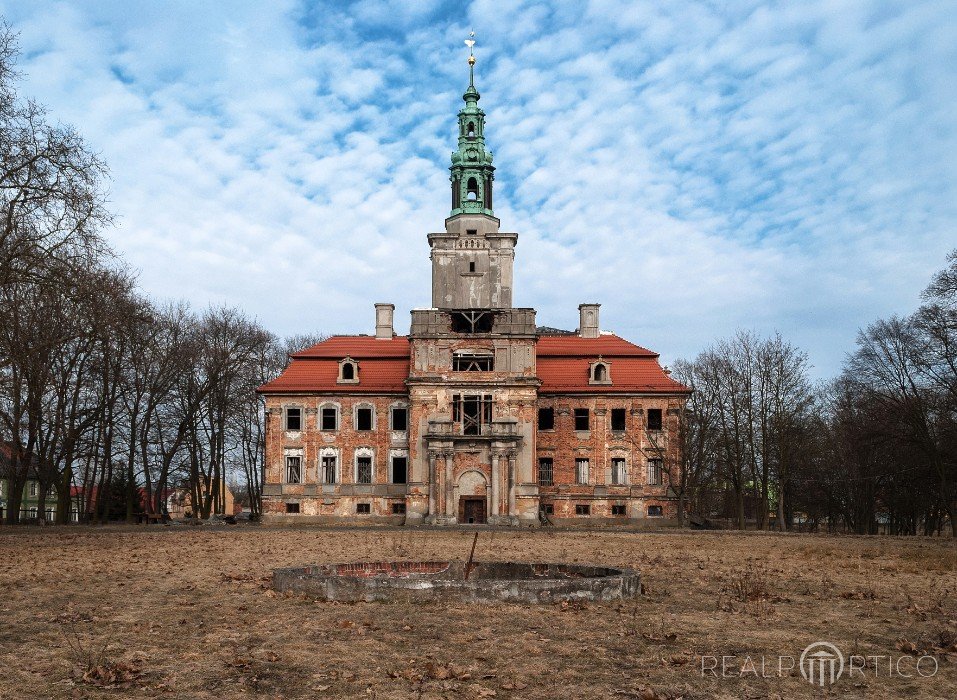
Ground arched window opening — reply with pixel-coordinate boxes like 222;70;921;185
466;177;479;201
593;363;607;382
338;357;359;384
467;122;475;137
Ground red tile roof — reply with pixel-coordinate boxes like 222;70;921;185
537;356;688;394
259;333;688;395
536;334;657;357
292;336;410;359
537;333;688;394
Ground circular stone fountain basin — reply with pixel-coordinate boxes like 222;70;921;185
272;561;640;603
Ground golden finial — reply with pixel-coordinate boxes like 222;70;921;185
465;31;476;66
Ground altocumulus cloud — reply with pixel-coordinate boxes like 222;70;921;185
1;0;954;377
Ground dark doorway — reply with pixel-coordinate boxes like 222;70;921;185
459;497;487;524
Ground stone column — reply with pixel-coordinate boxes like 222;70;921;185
490;452;500;516
427;450;437;517
507;451;517;517
444;451;455;518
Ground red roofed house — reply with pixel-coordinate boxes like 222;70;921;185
258;53;690;526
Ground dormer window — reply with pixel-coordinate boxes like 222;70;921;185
338;357;359;384
588;359;612;385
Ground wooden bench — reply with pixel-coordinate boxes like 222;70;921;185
136;511;164;524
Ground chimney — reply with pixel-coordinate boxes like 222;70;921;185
578;303;600;338
375;303;395;339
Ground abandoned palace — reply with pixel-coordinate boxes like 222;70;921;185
258;48;690;525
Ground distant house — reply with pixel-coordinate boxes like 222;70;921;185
0;442;54;521
165;481;239;519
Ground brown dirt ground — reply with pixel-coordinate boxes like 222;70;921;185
0;526;954;700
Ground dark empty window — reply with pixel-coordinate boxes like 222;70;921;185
647;408;663;431
390;406;407;431
453;352;493;371
538;458;554;486
469;261;476;272
453;393;492;435
612;504;626;516
466;228;477;235
593;363;607;381
285;407;301;431
574;408;590;431
356;456;373;484
648;505;663;517
467;121;475;137
321;455;337;484
356;503;371;514
450;310;494;333
341;362;355;380
391;502;406;514
391;456;408;484
611;408;626;431
575;504;591;516
356;406;373;431
285;502;300;514
538;407;554;430
466;177;479;200
611;458;626;485
320;406;338;431
542;504;554;515
285;456;302;484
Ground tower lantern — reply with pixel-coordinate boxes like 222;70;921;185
450;34;495;217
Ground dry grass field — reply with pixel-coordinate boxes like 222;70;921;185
0;526;954;700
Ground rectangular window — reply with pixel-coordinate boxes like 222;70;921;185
29;482;37;497
356;503;371;514
391;502;406;514
538;458;554;486
452;393;492;435
391;456;408;484
611;458;626;485
356;456;373;484
390;406;408;431
356;407;374;431
285;407;301;431
647;408;663;431
542;503;554;515
285;456;302;484
321;455;337;484
612;504;626;516
648;505;663;517
575;458;590;485
611;408;626;431
537;407;554;430
285;502;300;514
574;408;589;431
575;504;590;516
647;458;662;485
320;407;338;431
453;352;493;371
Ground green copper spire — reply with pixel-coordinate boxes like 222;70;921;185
449;33;495;218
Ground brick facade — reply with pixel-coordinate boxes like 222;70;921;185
258;58;690;526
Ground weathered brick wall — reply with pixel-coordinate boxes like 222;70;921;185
535;394;684;519
262;393;409;517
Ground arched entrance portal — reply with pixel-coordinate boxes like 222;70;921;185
457;470;488;524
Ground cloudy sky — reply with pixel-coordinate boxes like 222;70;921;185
2;1;955;378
